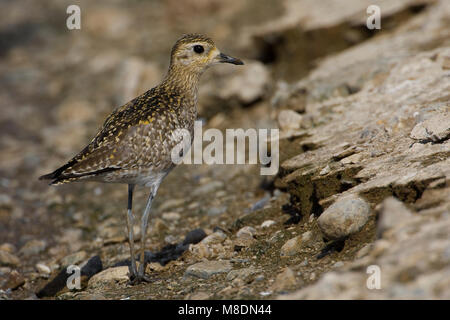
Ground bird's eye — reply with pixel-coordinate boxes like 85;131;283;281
193;45;204;54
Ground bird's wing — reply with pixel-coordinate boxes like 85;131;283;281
40;90;182;184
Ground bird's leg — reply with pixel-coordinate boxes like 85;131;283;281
126;184;138;280
135;184;158;283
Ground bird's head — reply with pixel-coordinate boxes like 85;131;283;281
169;34;244;75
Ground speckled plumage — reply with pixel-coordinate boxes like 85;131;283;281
39;34;243;283
40;34;217;186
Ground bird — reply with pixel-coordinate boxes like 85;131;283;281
39;34;244;283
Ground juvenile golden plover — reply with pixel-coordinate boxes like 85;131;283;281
40;34;243;283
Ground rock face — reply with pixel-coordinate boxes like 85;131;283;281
185;260;232;279
87;266;129;289
317;197;371;240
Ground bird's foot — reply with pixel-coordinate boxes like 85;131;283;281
128;273;152;285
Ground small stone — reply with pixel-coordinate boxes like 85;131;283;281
255;274;265;282
0;267;11;275
60;251;88;268
162;212;181;221
88;266;129;288
0;250;20;267
0;243;16;254
251;195;271;211
280;236;301;257
36;263;51;275
261;220;276;228
185;260;232;279
272;267;296;291
207;206;227;216
164;235;178;244
320;165;331;175
318;196;370;240
19;239;47;256
332;261;344;268
189;242;211;259
1;270;25;290
201;231;227;245
236;226;256;240
278;110;304;131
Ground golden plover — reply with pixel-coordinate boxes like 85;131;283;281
40;34;243;283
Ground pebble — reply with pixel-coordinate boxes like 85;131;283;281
184;260;232;279
36;263;51;275
278;110;304;131
280;231;314;257
332;261;344;268
0;250;20;267
0;243;16;254
251;195;271;211
162;212;181;221
317;196;370;240
236;226;256;240
19;239;47;256
88;266;129;289
261;220;276;228
272;267;296;291
207;206;227;216
189;242;211;259
255;274;265;282
319;165;331;175
201;231;227;245
164;235;178;244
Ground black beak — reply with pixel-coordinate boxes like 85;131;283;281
219;52;244;65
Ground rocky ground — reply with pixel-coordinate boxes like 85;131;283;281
0;0;449;300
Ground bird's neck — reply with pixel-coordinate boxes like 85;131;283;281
162;64;203;103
